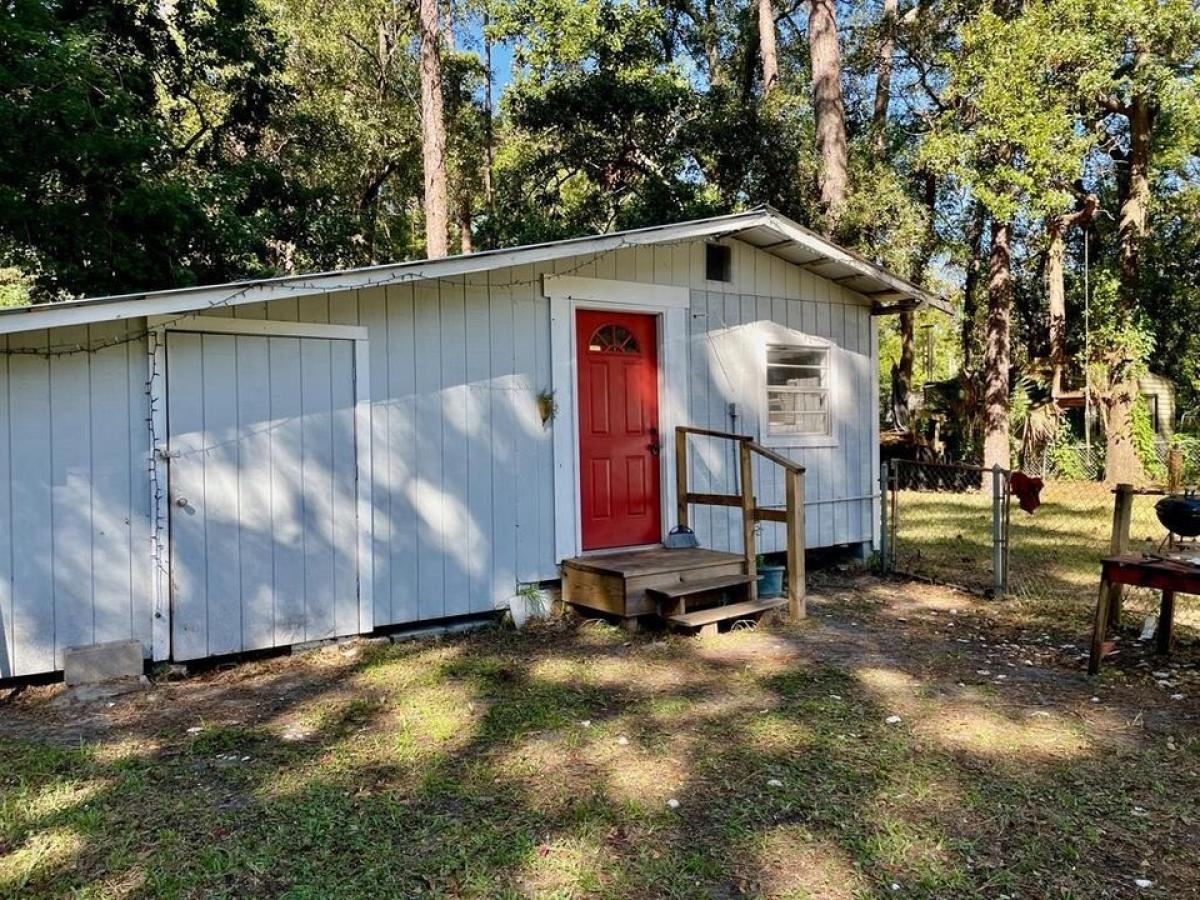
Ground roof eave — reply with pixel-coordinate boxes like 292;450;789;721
756;211;952;315
0;206;950;335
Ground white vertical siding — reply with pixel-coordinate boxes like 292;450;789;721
166;331;361;660
679;243;877;555
0;235;881;676
266;259;564;633
464;274;495;614
0;340;11;674
488;269;519;612
0;325;152;678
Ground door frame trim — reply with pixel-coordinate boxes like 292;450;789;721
147;314;373;661
545;276;689;563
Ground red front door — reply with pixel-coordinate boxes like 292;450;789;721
577;310;662;550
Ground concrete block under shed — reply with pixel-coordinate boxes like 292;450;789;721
63;639;145;686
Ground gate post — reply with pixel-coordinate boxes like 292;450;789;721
879;461;891;573
992;465;1007;598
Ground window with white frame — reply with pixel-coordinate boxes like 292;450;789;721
766;344;830;437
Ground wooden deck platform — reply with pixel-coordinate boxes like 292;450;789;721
564;546;776;631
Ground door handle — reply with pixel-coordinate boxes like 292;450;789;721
648;426;661;456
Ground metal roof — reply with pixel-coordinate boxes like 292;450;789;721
0;206;949;335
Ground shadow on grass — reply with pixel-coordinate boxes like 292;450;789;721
1;619;1196;898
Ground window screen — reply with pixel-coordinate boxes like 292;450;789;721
766;345;830;436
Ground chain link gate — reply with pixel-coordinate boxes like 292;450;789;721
880;459;1009;597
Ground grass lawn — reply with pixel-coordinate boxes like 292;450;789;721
2;574;1199;898
892;481;1200;632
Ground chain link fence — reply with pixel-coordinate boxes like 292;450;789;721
1025;438;1200;485
1023;443;1104;482
884;460;1000;596
882;459;1199;635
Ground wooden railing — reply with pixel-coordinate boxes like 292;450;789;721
674;426;806;620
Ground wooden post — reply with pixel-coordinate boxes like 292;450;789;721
1157;590;1176;655
675;427;689;528
740;441;757;602
1088;574;1111;676
1108;483;1134;627
879;461;890;573
1168;449;1184;494
785;468;806;619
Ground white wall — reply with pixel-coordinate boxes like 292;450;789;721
0;323;152;677
211;275;559;633
0;237;878;677
684;242;876;555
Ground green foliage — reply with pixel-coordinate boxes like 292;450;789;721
691;88;818;224
1047;421;1092;482
484;0;716;244
264;0;427;262
1008;377;1035;461
1142;186;1200;412
1086;270;1156;389
0;266;33;308
1131;393;1167;482
921;1;1096;223
0;0;323;300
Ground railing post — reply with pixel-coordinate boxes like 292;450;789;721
740;441;757;602
785;468;806;620
991;465;1006;598
675;427;689;528
879;460;891;573
1108;482;1134;626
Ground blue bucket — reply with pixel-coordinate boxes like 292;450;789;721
757;565;785;599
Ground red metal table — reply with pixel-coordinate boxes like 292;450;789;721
1089;554;1200;675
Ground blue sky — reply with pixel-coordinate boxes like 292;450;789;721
457;16;515;107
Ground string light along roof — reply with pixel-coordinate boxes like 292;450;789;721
0;205;949;338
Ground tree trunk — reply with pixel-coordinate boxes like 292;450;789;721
459;204;473;254
807;0;848;226
872;0;898;156
1046;194;1098;400
757;0;779;95
482;11;495;218
1104;383;1143;483
1046;217;1067;400
1105;82;1153;483
1118;92;1152;295
705;0;723;86
418;0;450;258
961;205;986;372
982;220;1012;472
892;311;915;430
892;174;936;428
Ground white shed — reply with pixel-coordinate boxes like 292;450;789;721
0;208;945;678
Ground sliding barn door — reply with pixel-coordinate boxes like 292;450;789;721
167;331;360;660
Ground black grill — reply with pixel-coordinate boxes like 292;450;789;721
1156;493;1200;537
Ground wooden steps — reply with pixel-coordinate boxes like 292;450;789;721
562;547;746;619
562;545;795;634
646;573;750;601
664;596;788;631
646;574;751;618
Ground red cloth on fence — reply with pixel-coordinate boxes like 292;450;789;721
1010;472;1044;513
